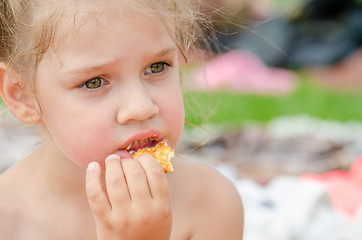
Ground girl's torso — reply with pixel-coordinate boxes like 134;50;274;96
0;157;226;240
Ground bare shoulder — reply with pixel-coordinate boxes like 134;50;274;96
0;168;49;240
0;171;24;238
0;170;20;211
169;158;244;239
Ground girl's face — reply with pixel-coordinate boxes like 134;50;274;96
34;8;185;169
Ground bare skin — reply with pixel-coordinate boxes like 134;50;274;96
0;147;244;240
0;3;244;239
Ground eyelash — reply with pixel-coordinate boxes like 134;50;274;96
145;62;171;75
78;62;172;90
78;77;109;90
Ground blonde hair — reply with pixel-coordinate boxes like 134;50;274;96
0;0;210;90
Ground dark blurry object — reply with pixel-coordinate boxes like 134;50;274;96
286;0;362;67
215;0;362;68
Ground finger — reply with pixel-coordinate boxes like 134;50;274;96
137;154;169;200
105;154;131;208
86;162;111;222
120;157;152;203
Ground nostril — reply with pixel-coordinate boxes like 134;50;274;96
116;102;159;124
115;83;159;124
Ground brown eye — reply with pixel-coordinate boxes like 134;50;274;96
146;62;168;74
81;77;107;89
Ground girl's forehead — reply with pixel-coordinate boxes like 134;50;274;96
38;1;176;54
37;0;173;19
39;3;177;68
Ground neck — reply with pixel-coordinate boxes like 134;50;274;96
15;145;98;235
32;145;92;207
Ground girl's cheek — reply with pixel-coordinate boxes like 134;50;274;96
166;104;185;148
55;125;113;169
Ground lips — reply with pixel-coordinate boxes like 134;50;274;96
119;129;165;154
125;136;161;153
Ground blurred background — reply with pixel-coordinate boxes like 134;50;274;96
181;0;362;183
177;0;362;239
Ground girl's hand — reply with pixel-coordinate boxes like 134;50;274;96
86;154;172;240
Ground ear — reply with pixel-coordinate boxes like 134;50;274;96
0;62;41;124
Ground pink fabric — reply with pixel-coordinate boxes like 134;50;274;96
191;50;296;94
302;156;362;218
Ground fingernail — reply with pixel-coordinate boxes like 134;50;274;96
87;162;98;171
105;154;120;162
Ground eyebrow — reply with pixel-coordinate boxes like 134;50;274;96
67;47;178;74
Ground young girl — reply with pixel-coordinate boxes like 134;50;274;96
0;0;244;239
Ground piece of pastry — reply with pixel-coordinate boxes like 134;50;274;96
132;142;174;173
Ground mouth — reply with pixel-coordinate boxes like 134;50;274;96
124;136;164;154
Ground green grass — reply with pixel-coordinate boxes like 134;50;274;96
183;81;362;126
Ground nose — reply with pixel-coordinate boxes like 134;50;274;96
116;82;159;124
